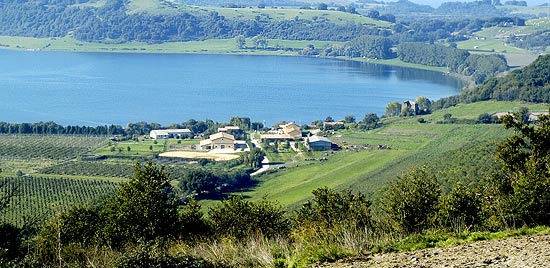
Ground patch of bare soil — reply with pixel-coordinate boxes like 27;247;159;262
310;234;550;268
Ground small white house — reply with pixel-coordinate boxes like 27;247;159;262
149;129;192;139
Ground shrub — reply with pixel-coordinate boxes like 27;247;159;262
208;196;290;239
294;188;372;230
437;182;483;232
384;165;441;234
99;162;179;248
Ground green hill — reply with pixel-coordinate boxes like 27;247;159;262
242;101;548;208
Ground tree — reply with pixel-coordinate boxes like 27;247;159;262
179;169;217;196
437;182;482;231
415;96;432;114
251;35;268;49
317;3;328;10
344;114;356;123
362;113;379;129
367;10;379;19
385;101;401;117
385;165;441;233
208;196;289;239
99;162;178;248
295;188;372;230
235;35;246;49
491;109;550;226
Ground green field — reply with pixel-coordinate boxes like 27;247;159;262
0;35;337;54
238;101;550;208
456;17;550;55
208;7;390;27
0;176;119;227
497;5;550;16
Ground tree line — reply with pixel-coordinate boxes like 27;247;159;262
0;116;263;137
0;121;125;136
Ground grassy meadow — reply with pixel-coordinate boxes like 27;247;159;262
456;17;550;56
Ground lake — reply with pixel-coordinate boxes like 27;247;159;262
0;50;462;126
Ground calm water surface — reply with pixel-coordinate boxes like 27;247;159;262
1;50;462;126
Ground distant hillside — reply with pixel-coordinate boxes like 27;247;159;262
466;54;550;103
0;0;386;43
432;54;550;109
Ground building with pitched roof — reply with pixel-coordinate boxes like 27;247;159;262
199;132;236;150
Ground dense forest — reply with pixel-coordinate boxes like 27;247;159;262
432;54;550;109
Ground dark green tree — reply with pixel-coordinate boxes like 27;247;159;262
208;196;289;239
344;114;356;123
415;96;432;114
235;35;246;49
437;182;482;231
385;165;441;233
294;188;372;230
99;162;178;248
385;101;401;117
491;109;550;226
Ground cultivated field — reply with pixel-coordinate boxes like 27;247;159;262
0;176;119;227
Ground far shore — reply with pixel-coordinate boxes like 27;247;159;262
0;35;477;83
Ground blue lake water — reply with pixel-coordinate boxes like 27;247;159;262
0;50;462;126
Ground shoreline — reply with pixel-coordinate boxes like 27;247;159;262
0;35;471;79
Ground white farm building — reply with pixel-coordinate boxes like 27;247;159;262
149;129;192;139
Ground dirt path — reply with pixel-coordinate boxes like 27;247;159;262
310;234;550;268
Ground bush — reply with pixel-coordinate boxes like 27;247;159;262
99;162;179;248
437;182;483;232
384;165;441;234
294;188;372;230
208;196;290;239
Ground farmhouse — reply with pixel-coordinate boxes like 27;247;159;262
307;136;333;151
402;100;418;115
149;129;192;139
260;122;302;141
200;132;236;150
